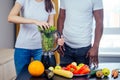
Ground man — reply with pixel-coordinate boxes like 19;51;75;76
57;0;103;67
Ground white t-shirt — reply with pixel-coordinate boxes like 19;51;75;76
15;0;56;49
60;0;103;48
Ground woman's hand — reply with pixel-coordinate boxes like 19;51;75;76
34;20;50;30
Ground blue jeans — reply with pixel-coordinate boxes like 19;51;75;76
14;48;42;76
60;43;91;66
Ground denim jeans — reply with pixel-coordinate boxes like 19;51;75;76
14;48;42;76
60;43;91;66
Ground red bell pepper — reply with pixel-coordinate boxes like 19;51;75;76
79;67;90;74
66;64;77;72
77;65;90;74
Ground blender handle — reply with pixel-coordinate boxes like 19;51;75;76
51;30;61;52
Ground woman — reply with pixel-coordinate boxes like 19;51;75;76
8;0;58;76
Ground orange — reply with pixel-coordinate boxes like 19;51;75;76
28;60;45;76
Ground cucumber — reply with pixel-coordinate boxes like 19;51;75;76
88;69;102;78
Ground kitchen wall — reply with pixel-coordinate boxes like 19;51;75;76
0;0;120;62
99;57;120;62
0;0;15;48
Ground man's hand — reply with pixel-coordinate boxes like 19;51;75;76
57;45;65;56
57;35;65;56
57;35;64;46
86;46;99;67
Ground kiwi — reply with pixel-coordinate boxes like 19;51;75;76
96;70;103;78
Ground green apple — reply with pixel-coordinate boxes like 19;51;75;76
78;63;84;67
55;65;62;70
102;68;110;76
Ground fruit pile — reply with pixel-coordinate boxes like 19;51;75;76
95;68;110;78
48;62;91;78
94;68;120;79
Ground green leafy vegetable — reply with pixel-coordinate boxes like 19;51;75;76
38;26;57;52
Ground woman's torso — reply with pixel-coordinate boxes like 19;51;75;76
15;0;50;49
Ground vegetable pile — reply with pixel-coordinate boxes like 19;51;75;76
47;62;91;78
46;62;120;79
63;62;90;75
38;26;57;52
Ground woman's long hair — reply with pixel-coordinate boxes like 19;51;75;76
45;0;54;12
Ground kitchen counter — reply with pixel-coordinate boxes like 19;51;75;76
16;63;120;80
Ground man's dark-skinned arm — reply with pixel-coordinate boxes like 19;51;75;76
87;9;103;67
57;8;66;55
57;8;66;34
